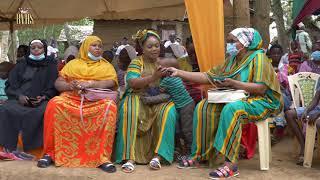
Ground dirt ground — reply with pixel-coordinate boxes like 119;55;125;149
0;137;320;180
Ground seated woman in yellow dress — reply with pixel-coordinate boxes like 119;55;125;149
38;36;118;173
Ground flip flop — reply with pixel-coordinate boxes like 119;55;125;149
149;157;161;170
121;161;135;173
99;163;117;173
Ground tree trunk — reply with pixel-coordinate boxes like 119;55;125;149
64;23;71;46
233;0;250;27
272;0;289;51
252;0;271;49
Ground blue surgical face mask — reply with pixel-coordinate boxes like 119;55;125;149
29;53;45;61
226;43;239;57
88;52;102;61
311;51;320;61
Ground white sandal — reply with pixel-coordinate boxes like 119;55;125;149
121;161;135;173
149;157;161;170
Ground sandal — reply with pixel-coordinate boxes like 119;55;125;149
209;164;239;179
296;155;304;166
121;161;135;173
177;159;199;169
149;157;161;170
0;151;23;161
37;154;54;168
99;163;117;173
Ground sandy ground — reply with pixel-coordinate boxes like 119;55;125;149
0;138;320;180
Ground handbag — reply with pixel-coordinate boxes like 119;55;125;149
207;88;249;103
79;88;118;129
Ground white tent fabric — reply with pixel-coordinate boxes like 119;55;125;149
0;0;185;30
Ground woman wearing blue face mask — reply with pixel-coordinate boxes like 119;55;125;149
0;39;58;159
165;28;282;179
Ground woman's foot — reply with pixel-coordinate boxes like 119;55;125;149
209;162;239;179
37;154;53;168
177;158;199;169
296;155;304;166
121;160;135;173
99;163;116;173
149;157;161;170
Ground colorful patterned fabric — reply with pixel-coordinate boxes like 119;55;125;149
160;77;193;109
115;56;177;164
43;92;117;167
191;50;282;163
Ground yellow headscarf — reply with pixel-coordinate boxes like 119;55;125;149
60;36;118;84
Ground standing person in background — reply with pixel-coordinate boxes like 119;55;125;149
16;45;28;62
47;38;59;59
185;36;199;72
164;33;179;48
115;37;130;58
111;41;120;55
295;22;312;57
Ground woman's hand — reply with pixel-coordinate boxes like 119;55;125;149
214;78;239;89
165;67;179;77
18;95;29;106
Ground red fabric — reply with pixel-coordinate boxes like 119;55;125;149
240;123;258;159
184;81;203;103
293;0;320;26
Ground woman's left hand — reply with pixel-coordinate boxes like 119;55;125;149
214;78;239;89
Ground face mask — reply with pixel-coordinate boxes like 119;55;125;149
88;52;102;61
29;53;45;61
226;43;239;57
311;51;320;61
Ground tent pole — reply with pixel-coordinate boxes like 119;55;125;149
10;21;16;64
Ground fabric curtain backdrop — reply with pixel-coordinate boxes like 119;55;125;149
292;0;320;26
184;0;225;72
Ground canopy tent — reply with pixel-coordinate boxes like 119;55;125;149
292;0;320;27
0;0;225;72
0;0;185;31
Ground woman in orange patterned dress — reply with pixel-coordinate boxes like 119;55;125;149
37;36;118;173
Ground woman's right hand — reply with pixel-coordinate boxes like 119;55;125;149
165;67;179;77
18;95;29;105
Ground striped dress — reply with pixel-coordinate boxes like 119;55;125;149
115;56;177;164
191;50;283;163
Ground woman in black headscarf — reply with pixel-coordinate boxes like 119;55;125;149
0;39;58;157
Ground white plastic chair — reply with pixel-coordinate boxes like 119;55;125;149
256;118;272;170
288;72;320;168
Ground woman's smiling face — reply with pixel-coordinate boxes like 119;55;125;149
142;36;160;60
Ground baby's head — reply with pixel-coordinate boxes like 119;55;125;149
157;57;179;69
0;62;14;79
